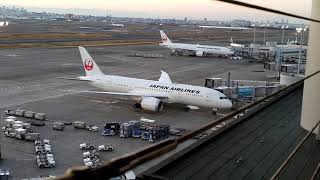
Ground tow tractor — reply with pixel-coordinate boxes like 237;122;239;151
102;122;120;136
98;144;114;152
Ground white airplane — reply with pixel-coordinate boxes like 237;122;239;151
159;30;234;57
198;25;250;31
111;20;124;27
62;46;232;113
230;37;245;48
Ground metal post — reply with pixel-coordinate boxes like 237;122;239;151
253;27;256;44
227;72;231;87
264;26;267;45
317;124;320;141
278;27;285;80
302;29;305;45
298;31;303;75
0;110;3;159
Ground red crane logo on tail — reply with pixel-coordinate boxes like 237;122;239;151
162;37;167;42
84;59;93;71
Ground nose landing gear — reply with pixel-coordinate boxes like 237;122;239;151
211;108;218;116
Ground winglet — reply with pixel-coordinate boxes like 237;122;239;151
159;70;172;83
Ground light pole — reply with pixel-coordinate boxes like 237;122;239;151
253;26;256;44
278;25;287;79
296;27;307;74
263;25;267;45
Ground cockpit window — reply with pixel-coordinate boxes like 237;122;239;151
219;97;228;99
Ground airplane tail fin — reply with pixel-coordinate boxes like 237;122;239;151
160;30;172;44
78;46;104;77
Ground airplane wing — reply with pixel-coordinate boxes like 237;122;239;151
62;90;169;99
57;77;92;82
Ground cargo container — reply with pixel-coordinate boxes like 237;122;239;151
119;123;134;138
14;109;25;117
102;122;120;136
142;131;151;140
34;113;46;121
24;111;35;119
149;125;170;143
53;122;65;131
132;128;142;138
73;121;86;129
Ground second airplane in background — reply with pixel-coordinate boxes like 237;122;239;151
159;30;234;57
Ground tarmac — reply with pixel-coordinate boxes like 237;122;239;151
0;44;272;179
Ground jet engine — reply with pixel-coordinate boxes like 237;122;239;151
195;51;204;57
140;97;163;112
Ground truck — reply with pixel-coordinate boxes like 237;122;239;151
35;146;52;155
4;110;16;116
98;144;114;152
35;139;50;146
73;121;86;129
83;150;99;158
37;158;55;168
101;122;120;136
149;125;170;143
80;143;94;150
85;125;99;132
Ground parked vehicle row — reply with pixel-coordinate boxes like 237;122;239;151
117;121;171;143
2;116;41;141
80;143;114;152
5;109;46;121
35;139;55;168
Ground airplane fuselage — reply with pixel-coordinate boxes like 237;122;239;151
84;75;232;109
163;43;234;56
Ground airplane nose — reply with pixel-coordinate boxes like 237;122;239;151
221;100;233;110
226;100;233;109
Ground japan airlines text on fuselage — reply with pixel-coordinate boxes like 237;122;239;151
159;30;234;56
65;46;232;112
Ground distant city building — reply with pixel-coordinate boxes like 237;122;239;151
65;13;73;21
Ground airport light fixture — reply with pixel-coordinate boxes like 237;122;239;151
278;25;288;79
296;27;307;75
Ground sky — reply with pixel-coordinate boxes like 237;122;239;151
0;0;312;22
